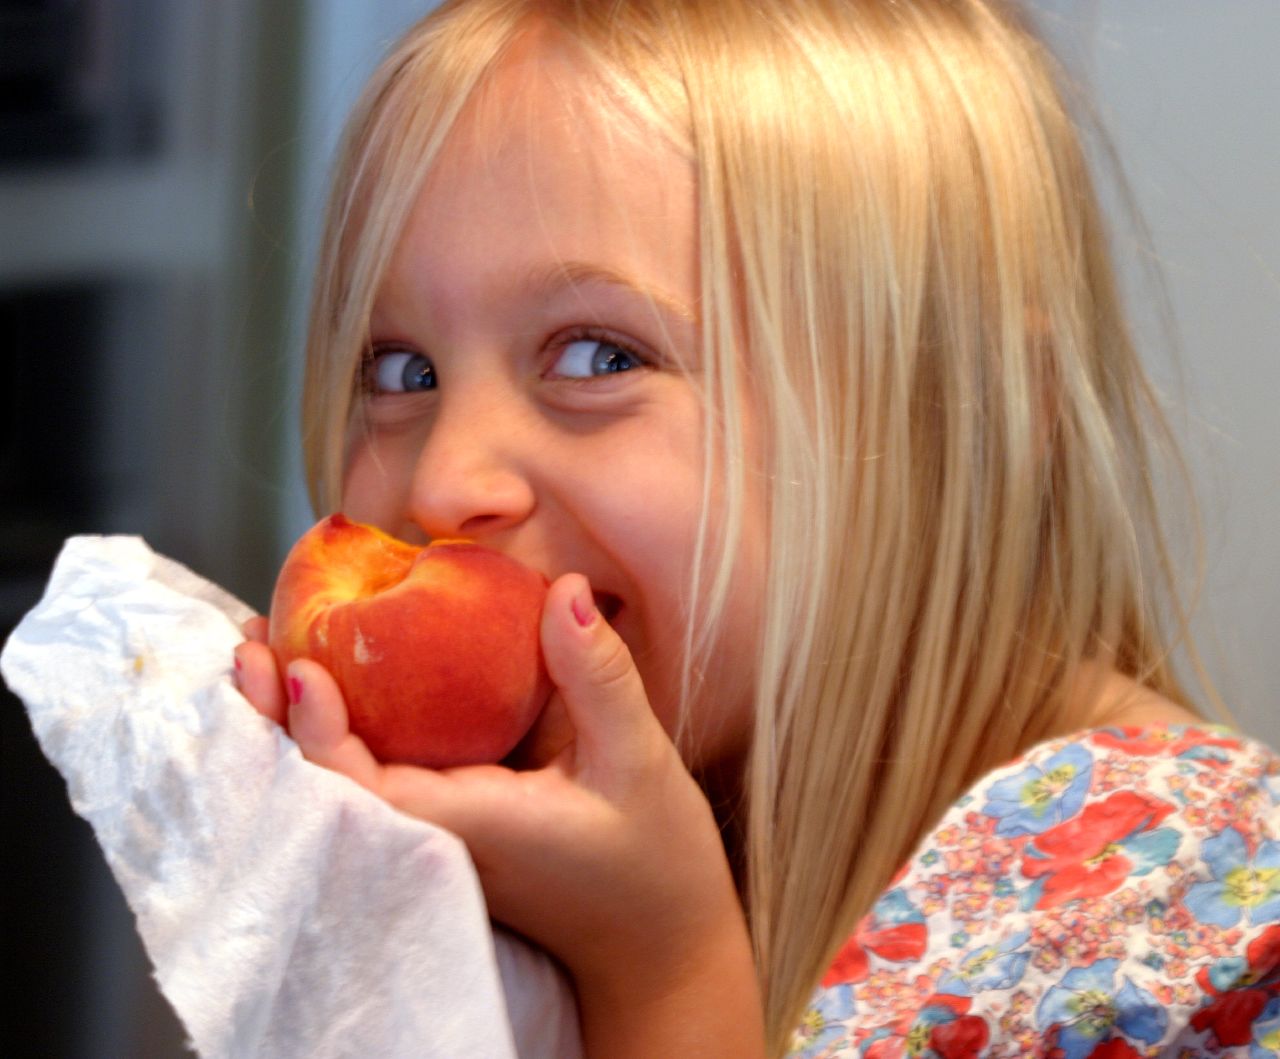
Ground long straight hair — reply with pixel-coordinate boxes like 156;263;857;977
299;2;1212;1051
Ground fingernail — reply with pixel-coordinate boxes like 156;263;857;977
232;653;243;689
287;674;304;706
571;585;597;628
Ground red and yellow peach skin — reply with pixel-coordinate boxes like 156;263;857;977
268;515;550;767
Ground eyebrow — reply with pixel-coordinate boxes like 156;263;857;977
521;260;699;326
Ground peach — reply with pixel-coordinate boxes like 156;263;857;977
267;514;550;767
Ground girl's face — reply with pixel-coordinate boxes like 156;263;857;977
342;32;763;774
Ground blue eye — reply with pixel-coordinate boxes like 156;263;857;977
368;350;436;393
553;338;645;378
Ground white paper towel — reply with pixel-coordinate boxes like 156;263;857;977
1;535;581;1059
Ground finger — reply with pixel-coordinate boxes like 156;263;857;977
242;616;269;644
540;573;658;768
378;761;516;842
285;659;384;793
234;640;287;725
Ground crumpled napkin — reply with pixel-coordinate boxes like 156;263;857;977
0;535;581;1059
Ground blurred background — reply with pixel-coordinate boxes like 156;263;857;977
0;1;1275;1055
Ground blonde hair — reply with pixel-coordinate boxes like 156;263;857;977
300;1;1212;1051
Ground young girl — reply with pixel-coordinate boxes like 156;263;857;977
236;1;1280;1055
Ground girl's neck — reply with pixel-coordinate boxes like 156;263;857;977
1068;661;1202;733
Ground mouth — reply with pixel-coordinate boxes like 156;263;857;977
593;591;623;625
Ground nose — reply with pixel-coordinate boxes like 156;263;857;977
406;389;537;542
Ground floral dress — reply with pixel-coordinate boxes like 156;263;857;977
790;725;1280;1058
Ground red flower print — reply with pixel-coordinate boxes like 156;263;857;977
862;1036;905;1059
1190;923;1280;1047
1020;790;1176;910
1253;923;1280;970
823;936;871;987
928;1013;990;1058
1191;987;1271;1048
1085;1040;1143;1059
1090;726;1239;762
824;886;929;988
822;921;928;987
859;994;973;1059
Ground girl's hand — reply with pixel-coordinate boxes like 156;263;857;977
234;615;284;721
233;575;764;1058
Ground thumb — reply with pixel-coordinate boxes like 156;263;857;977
540;573;658;765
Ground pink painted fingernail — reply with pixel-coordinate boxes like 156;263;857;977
571;585;597;628
287;674;304;705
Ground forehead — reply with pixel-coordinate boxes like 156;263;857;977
373;27;698;326
441;23;686;188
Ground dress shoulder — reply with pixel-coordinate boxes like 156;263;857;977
790;724;1280;1058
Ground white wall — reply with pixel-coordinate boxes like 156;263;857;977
284;2;1278;741
1036;1;1279;743
280;1;443;546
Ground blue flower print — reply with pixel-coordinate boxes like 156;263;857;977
1184;827;1280;929
936;931;1031;997
1035;958;1167;1059
789;985;853;1058
1205;955;1249;994
871;886;928;930
1252;995;1280;1059
1180;743;1232;766
982;743;1093;836
1264;768;1280;808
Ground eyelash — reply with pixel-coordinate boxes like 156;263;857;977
357;327;654;394
549;326;652;379
358;343;433;395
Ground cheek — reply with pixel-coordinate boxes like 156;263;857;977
586;498;700;730
676;457;766;770
340;439;412;530
622;514;741;748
